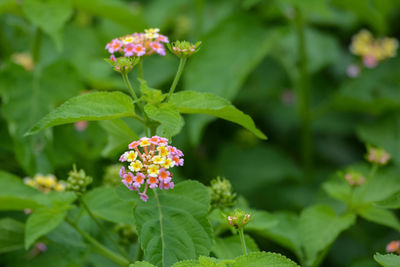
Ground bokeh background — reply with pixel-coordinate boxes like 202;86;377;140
1;0;400;266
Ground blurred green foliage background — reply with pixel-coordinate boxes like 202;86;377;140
1;0;400;266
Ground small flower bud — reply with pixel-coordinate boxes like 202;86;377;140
344;171;366;187
209;177;236;210
366;146;391;165
66;165;93;194
167;40;201;58
104;56;140;74
386;240;400;254
227;209;251;229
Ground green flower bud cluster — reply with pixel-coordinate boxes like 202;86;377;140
114;224;137;246
167;40;201;58
227;209;251;229
366;145;391;165
103;164;123;187
104;56;140;74
209;177;236;210
66;165;93;194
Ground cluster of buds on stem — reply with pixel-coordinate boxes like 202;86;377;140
167;40;201;58
344;170;366;187
209;177;236;210
66;165;93;194
24;174;66;193
350;29;398;68
119;136;184;202
227;209;251;229
366;146;391;165
386;240;400;254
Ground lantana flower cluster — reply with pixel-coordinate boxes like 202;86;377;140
24;174;66;193
386;240;400;254
119;136;184;202
105;28;169;60
366;146;391;165
350;29;398;68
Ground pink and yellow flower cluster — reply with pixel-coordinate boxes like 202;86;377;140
119;136;184;202
350;29;398;68
105;28;169;60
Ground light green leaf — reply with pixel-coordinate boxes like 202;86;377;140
144;103;184;139
0;218;25;253
299;205;356;266
232;251;299;267
135;181;213;267
171;256;226;267
25;206;69;249
212;235;259;259
22;0;73;49
374;253;400;267
100;119;139;157
27;91;135;135
358;206;400;232
169;91;266;139
84;186;135;225
322;176;352;205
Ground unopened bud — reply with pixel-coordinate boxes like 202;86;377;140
227;209;251;229
209;177;236;210
344;171;366;187
104;56;139;74
366;146;391;165
66;165;92;194
167;40;201;58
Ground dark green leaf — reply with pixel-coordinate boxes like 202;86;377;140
144;103;184;139
0;218;25;253
212;235;259;259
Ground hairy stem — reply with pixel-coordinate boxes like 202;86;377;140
295;8;312;179
238;228;247;255
66;219;130;266
32;27;42;64
167;58;187;99
79;197;131;260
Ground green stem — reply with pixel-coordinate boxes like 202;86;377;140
238;228;247;255
66;219;129;267
32;27;42;64
138;60;144;80
167;58;187;99
295;8;312;179
79;197;131;261
122;72;139;101
136;241;143;261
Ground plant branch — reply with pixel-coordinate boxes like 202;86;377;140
122;72;139;101
238;228;247;255
167;58;187;99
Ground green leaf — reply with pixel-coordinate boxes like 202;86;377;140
212;235;259;259
27;91;135;135
25;206;69;249
247;211;302;259
171;256;226;267
83;186;135;225
144;103;184;139
232;251;299;267
374;253;400;267
169;91;266;139
129;261;157;267
375;193;400;209
299;205;356;266
322;175;353;205
358;206;400;232
22;0;73;49
0;218;25;253
100;119;139;157
135;181;213;267
184;14;282;101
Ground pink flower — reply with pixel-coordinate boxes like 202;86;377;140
363;55;378;68
386;240;400;253
110;54;116;62
129;141;140;149
124;43;135;57
132;172;145;188
346;64;360;78
159;181;174;190
158;34;169;43
158;168;171;183
150;42;166;56
139;192;149;202
147;176;158;189
122;172;134;188
106;39;123;53
119;166;126;178
133;44;146;56
74;121;88;132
